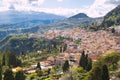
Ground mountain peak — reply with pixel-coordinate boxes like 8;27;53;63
69;13;89;19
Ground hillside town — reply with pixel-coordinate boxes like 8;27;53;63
24;28;120;74
30;28;120;54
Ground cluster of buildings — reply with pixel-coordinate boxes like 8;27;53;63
24;28;120;74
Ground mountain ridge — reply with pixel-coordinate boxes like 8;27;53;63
0;10;65;24
69;13;89;19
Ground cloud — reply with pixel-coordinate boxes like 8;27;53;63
0;0;45;10
16;7;86;17
86;0;119;17
0;0;119;17
57;0;63;2
30;0;45;6
0;0;85;17
106;0;120;5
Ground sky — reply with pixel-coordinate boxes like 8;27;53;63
0;0;119;17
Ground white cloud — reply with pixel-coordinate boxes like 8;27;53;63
16;7;86;17
57;0;63;2
0;0;86;17
0;0;45;11
87;0;118;17
0;0;119;17
30;0;45;6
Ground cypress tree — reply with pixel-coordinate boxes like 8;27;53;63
3;52;21;67
0;65;2;80
5;52;10;67
79;51;86;68
36;62;41;70
2;54;5;66
79;51;92;71
62;60;69;72
102;65;109;80
85;54;88;69
4;69;14;80
86;58;92;71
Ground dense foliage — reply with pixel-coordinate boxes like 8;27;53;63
79;51;92;71
0;35;67;55
15;70;26;80
2;52;21;67
4;69;14;80
86;61;109;80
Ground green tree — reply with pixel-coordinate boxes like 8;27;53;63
79;51;86;68
2;54;5;66
88;66;102;80
36;62;41;70
86;59;109;80
0;65;2;80
4;69;14;80
86;58;92;71
103;53;120;70
3;52;21;67
102;65;109;80
86;60;102;80
15;70;26;80
79;51;92;71
62;60;69;72
85;54;88;69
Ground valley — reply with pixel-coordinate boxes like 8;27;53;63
0;3;119;80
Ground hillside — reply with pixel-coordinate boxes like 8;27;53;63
0;35;66;55
99;5;120;29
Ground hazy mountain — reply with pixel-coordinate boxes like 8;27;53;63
69;13;89;19
0;12;103;39
0;10;65;31
34;13;103;32
99;5;120;29
0;10;65;25
0;10;66;39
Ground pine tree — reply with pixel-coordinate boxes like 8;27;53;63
4;69;14;80
79;51;86;69
15;70;26;80
102;65;109;80
62;60;69;72
36;62;41;70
